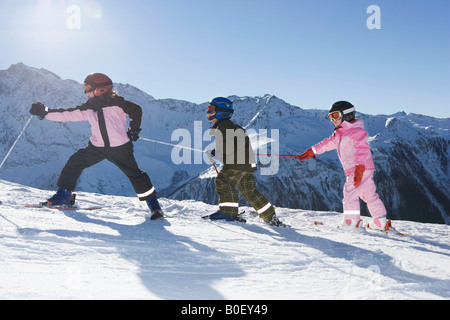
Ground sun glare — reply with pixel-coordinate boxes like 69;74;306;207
83;1;103;20
29;0;103;46
31;0;71;46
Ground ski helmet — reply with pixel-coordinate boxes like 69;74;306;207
329;101;356;122
207;97;234;121
84;73;113;97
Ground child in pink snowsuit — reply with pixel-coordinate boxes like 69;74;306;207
299;101;393;231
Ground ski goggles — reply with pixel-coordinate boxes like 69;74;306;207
84;83;95;93
329;111;343;121
329;107;355;121
207;103;217;114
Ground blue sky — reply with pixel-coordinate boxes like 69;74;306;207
0;0;449;118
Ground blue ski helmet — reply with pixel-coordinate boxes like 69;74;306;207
207;97;234;121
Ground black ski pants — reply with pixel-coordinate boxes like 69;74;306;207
57;141;156;200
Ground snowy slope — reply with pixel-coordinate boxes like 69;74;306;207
0;180;449;300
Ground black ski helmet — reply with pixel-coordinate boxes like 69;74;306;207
329;101;356;122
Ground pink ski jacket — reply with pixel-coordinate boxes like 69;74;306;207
311;119;375;176
45;95;142;148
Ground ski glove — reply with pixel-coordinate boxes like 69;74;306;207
29;102;48;120
127;128;141;142
298;148;315;161
353;165;365;187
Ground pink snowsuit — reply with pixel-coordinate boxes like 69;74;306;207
45;96;141;148
311;119;387;219
43;95;156;201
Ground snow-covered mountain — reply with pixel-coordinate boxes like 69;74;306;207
0;63;449;224
0;180;449;299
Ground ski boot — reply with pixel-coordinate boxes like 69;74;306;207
44;188;74;206
366;216;394;231
338;218;364;231
264;214;288;227
146;196;164;220
203;211;235;221
202;211;246;223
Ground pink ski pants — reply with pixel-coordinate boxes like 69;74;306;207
343;170;387;219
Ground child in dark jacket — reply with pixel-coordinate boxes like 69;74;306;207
29;73;163;220
203;97;284;226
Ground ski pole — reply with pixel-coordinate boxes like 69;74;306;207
140;137;204;153
0;115;33;170
257;154;320;159
257;154;300;158
140;136;219;173
205;150;219;174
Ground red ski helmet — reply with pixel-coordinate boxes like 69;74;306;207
84;73;113;97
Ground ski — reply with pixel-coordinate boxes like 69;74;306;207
314;220;408;236
202;211;290;228
22;192;102;211
202;213;247;223
24;204;103;211
246;210;290;228
366;226;408;236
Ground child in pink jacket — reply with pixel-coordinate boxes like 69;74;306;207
29;73;163;220
299;101;393;231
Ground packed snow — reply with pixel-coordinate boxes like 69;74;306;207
0;180;448;300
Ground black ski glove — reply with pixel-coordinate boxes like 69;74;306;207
127;128;141;142
29;102;48;120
